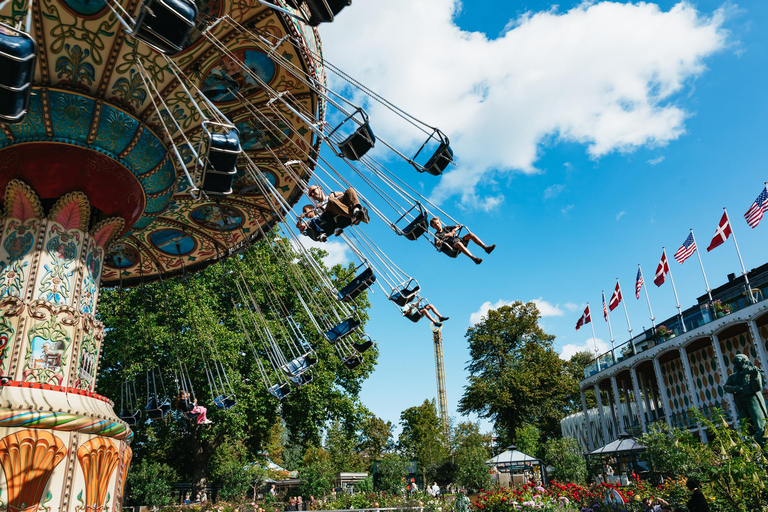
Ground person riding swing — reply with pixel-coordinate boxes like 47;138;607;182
176;390;212;425
430;216;495;264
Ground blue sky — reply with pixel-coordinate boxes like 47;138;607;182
300;1;768;435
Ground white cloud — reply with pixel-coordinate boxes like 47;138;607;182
293;237;352;267
561;204;574;216
560;337;611;360
647;156;666;165
323;2;727;208
616;210;626;221
469;297;565;325
530;298;565;317
564;302;579;312
543;184;564;200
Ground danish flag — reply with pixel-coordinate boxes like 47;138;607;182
575;305;591;330
609;281;622;311
707;211;732;252
654;249;669;287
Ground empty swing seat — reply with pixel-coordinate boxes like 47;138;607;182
342;354;363;370
281;355;317;377
421;141;454;176
268;383;292;400
119;409;141;426
353;337;373;354
0;25;37;124
395;204;430;241
146;399;172;420
337;267;376;302
338;122;375;161
389;281;421;307
201;126;241;195
302;0;351;26
213;395;237;410
289;371;313;386
324;317;361;343
131;0;198;55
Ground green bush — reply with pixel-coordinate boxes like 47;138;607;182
374;453;409;493
542;437;586;484
127;459;178;507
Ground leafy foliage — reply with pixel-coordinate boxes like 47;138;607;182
514;424;541;459
453;422;492;491
398;399;449;485
299;447;335;498
375;453;410;493
542;437;586;484
126;459;178;507
458;302;574;442
358;413;394;470
96;238;376;494
638;421;701;478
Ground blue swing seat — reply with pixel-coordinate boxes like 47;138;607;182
342;354;363;370
213;395;237;410
353;337;373;354
131;0;198;55
268;383;292;400
145;399;172;420
324;317;361;343
289;371;313;387
389;280;420;306
281;354;317;377
0;24;37;123
395;204;429;241
421;141;453;176
337;267;376;302
201;123;241;195
119;409;142;426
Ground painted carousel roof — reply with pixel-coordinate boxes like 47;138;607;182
0;0;324;285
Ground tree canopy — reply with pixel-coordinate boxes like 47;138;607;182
457;302;575;443
96;237;376;496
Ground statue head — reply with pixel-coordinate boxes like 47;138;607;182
734;354;750;371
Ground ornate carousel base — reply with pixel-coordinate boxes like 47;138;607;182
0;179;132;511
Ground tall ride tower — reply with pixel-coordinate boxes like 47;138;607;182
431;324;450;441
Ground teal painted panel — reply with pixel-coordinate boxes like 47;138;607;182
140;159;176;195
6;90;46;140
121;128;166;175
93;104;139;156
49;90;95;143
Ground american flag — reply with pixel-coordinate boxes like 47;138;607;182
602;291;608;321
635;266;644;299
609;281;622;311
575;305;591;330
674;233;697;264
744;185;768;229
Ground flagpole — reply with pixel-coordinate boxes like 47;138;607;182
724;207;755;303
587;302;601;371
663;247;686;333
639;264;656;330
690;228;713;304
604;290;616;363
618;278;635;353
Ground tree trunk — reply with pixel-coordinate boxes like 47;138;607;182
190;429;221;499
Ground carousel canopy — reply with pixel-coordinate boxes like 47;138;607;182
486;445;542;469
588;433;646;456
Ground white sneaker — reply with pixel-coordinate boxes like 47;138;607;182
334;227;344;236
202;419;213;424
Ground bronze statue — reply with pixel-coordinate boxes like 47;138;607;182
723;354;767;445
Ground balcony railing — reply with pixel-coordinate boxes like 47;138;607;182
584;283;768;379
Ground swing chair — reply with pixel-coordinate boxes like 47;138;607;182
337;264;375;302
352;335;373;354
280;353;317;378
327;108;375;161
108;0;199;55
341;353;363;369
435;227;464;258
389;278;420;306
393;203;430;241
199;121;242;195
410;129;453;176
145;369;172;420
403;296;430;323
119;379;143;426
0;12;37;123
324;316;361;343
268;382;292;399
285;0;351;26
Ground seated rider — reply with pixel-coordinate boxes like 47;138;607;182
297;205;352;242
176;390;212;425
430;216;495;265
307;184;370;225
402;297;449;326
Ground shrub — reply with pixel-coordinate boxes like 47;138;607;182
127;459;178;507
542;437;586;484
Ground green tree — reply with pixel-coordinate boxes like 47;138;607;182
399;399;449;486
126;459;178;507
564;351;597;413
300;446;336;498
97;239;377;493
210;442;260;501
457;302;572;443
358;413;393;470
453;422;492;491
542;437;586;483
326;420;364;472
514;424;541;458
375;453;409;493
638;421;702;479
